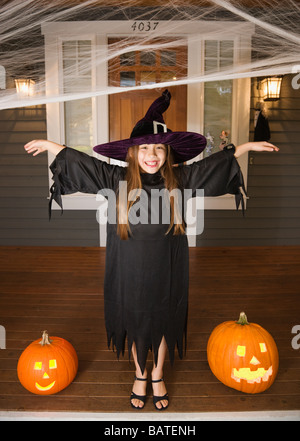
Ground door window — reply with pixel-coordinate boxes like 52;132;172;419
108;39;187;143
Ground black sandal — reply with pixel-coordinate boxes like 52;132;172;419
130;376;147;409
152;378;169;411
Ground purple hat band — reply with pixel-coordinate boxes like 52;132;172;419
93;90;207;163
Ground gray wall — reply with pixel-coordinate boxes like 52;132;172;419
0;74;299;247
0;106;99;246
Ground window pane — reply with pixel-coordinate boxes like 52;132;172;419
160;50;176;66
78;41;91;76
140;51;156;66
62;40;93;154
63;76;91;94
78;62;91;77
205;58;218;73
220;58;233;69
63;41;76;58
160;71;177;82
220;40;233;59
120;51;136;66
204;80;232;157
205;40;218;58
63;58;76;72
204;39;234;157
64;98;93;154
78;40;91;57
120;71;136;87
140;71;156;85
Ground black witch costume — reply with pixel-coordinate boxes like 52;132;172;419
49;90;245;374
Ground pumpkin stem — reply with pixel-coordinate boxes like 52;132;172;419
236;312;250;325
40;330;52;346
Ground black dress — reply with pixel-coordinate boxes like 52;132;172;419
49;146;245;373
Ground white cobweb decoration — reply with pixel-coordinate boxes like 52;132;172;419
0;0;299;110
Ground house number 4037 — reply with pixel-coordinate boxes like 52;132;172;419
131;21;159;32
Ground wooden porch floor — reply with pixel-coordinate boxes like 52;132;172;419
0;246;299;414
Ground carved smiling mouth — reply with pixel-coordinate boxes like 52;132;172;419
35;380;56;391
231;366;273;384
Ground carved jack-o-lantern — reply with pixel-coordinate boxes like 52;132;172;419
17;331;78;395
207;312;279;394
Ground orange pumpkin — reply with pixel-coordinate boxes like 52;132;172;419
17;331;78;395
207;312;279;394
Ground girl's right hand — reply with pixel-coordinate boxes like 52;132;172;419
24;140;65;156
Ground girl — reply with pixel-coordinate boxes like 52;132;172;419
24;90;279;411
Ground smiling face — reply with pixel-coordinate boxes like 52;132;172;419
137;144;167;174
231;342;274;384
34;358;57;392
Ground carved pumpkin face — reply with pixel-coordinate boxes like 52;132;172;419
17;331;78;395
33;358;58;392
231;341;274;385
207;312;279;394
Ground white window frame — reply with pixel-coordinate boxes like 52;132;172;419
42;20;254;244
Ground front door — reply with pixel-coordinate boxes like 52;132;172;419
108;39;187;142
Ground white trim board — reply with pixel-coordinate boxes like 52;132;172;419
0;410;299;421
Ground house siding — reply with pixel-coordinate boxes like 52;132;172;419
0;106;99;246
0;75;299;247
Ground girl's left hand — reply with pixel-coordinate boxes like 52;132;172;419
234;141;279;158
24;139;65;156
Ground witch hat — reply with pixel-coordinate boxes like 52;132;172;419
93;89;206;163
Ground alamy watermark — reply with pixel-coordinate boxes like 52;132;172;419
291;65;300;90
291;325;300;350
0;325;5;349
96;182;204;236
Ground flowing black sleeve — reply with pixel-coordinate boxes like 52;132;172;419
49;147;124;218
179;146;246;211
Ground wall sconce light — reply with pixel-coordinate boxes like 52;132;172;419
15;78;35;96
260;76;283;101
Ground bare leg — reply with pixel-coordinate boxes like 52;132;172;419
151;337;168;409
130;343;147;408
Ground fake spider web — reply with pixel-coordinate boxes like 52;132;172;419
0;0;299;110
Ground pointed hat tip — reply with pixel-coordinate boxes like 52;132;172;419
143;89;171;123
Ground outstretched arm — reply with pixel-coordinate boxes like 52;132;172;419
234;141;279;158
24;138;124;213
24;139;65;156
180;140;279;208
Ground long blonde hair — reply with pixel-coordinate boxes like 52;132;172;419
117;145;185;240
